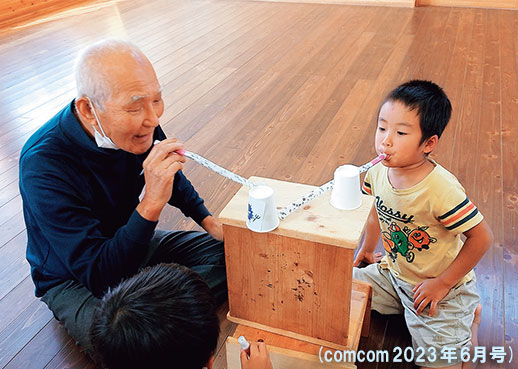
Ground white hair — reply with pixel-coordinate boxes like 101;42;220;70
74;39;144;110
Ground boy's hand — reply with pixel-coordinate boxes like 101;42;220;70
353;204;382;268
353;249;383;267
413;221;492;317
240;341;273;369
413;277;451;316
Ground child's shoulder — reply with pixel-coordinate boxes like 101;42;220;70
428;161;484;230
427;160;464;190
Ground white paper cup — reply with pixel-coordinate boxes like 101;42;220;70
330;164;362;210
246;185;280;232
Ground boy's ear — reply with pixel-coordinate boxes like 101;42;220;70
423;134;438;155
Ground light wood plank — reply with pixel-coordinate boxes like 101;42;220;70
417;0;517;9
0;299;53;368
467;8;505;353
4;319;73;369
220;176;374;247
0;1;512;368
0;277;36;333
0;231;30;300
0;0;96;29
499;9;518;359
257;0;414;7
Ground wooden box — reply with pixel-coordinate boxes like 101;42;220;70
219;176;374;348
225;280;373;369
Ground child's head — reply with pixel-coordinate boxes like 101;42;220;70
376;80;452;166
90;263;220;369
384;80;452;145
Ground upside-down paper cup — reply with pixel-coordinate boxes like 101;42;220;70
246;185;279;233
330;164;362;210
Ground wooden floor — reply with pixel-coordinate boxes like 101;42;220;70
0;0;516;368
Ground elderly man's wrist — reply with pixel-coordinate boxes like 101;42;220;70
201;215;224;241
136;199;164;221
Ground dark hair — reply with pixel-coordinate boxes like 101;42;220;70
385;80;452;144
90;263;220;369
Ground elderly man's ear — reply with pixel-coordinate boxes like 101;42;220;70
75;97;96;122
203;355;214;369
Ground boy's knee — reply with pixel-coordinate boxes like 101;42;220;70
352;262;380;281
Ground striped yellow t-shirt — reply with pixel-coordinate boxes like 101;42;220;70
362;160;483;286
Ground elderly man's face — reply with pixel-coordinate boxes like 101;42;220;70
94;54;164;155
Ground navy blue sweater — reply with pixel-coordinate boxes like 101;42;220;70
19;101;210;297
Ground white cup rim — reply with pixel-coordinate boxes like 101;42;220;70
330;196;362;210
335;164;360;177
248;216;279;232
249;185;274;200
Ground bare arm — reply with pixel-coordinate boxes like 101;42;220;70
413;220;493;315
353;204;382;266
201;215;224;241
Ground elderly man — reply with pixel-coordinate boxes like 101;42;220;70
19;39;227;353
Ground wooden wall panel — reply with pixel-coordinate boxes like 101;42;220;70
416;0;517;9
256;0;416;6
0;0;96;29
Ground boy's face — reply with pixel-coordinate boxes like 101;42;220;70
375;100;432;168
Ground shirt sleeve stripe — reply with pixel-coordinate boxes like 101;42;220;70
441;203;476;226
438;197;469;220
445;208;479;230
362;182;372;195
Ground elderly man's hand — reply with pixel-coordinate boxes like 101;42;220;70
137;139;186;221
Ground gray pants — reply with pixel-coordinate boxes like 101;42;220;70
40;230;227;355
353;263;479;368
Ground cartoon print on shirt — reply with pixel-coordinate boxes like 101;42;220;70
405;225;437;251
382;223;415;263
382;223;436;263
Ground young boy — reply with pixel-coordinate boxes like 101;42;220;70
90;263;273;369
353;80;492;369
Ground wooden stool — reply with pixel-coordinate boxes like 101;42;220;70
219;176;374;366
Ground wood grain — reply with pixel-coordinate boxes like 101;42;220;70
219;176;374;247
0;1;513;368
416;0;517;9
225;280;371;368
223;223;355;346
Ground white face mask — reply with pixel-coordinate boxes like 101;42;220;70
86;97;120;150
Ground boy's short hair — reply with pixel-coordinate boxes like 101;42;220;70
90;263;220;369
385;80;452;144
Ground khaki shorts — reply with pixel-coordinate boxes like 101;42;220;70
353;263;479;368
